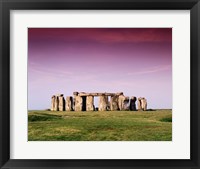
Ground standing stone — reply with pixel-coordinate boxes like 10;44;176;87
54;96;59;111
137;97;142;111
66;96;73;111
118;95;125;110
130;96;137;111
74;96;83;111
86;96;95;111
118;95;129;110
123;96;130;110
99;95;108;111
110;95;119;111
141;98;147;111
58;94;65;111
51;95;56;111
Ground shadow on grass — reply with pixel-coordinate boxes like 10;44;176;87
160;117;172;122
28;114;62;122
146;109;156;111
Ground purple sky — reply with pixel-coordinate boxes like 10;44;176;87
28;28;172;110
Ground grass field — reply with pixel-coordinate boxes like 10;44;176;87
28;110;172;141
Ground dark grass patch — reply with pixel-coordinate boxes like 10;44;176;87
28;114;61;122
160;117;172;122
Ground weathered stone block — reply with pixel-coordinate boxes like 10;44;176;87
123;96;130;110
118;95;125;110
99;95;108;111
118;95;129;110
58;95;65;111
51;95;56;111
86;96;95;111
54;96;59;111
74;96;83;111
130;96;137;111
137;97;142;111
73;92;79;96
110;95;119;111
66;96;73;111
116;92;123;96
141;98;147;111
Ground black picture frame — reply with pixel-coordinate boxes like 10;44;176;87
0;0;199;168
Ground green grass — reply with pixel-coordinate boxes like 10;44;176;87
28;109;172;141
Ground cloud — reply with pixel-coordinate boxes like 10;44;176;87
127;65;171;76
29;65;73;77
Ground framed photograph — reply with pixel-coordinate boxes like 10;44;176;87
0;0;200;168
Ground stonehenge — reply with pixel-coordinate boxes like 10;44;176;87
50;92;148;112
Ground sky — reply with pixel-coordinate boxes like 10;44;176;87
28;28;172;110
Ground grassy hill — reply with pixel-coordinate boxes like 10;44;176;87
28;110;172;141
